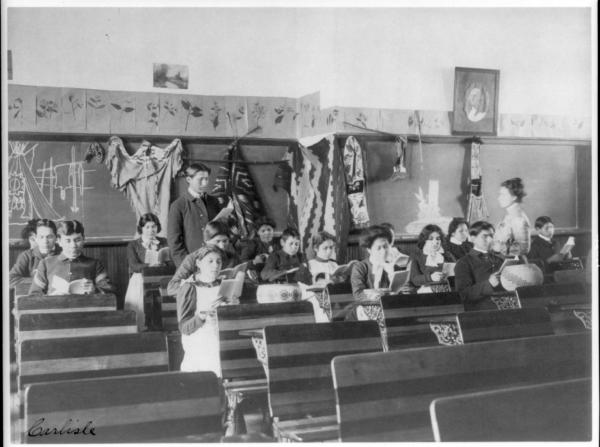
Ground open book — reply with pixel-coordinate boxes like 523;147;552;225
331;260;359;278
219;262;249;280
145;247;171;265
387;270;411;294
560;236;575;255
49;277;91;295
217;277;244;303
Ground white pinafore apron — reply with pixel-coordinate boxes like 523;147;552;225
180;285;222;377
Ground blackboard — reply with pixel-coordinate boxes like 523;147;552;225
8;139;137;241
362;139;578;235
8;138;290;241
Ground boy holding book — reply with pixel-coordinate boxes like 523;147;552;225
455;221;504;304
528;216;574;272
261;227;309;283
29;220;114;295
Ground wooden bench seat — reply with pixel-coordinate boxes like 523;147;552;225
516;282;588;308
380;292;464;349
325;283;354;321
142;265;176;330
18;332;169;390
264;321;382;441
216;301;315;434
15;293;117;315
456;308;554;343
23;371;223;443
16;310;137;343
430;378;592;441
331;332;591;442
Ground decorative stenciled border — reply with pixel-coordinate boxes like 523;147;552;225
8;84;592;140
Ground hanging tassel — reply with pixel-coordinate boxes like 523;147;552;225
390;136;408;181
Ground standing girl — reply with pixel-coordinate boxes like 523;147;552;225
177;246;228;375
493;177;531;257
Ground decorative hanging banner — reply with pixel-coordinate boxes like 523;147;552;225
212;143;267;239
390;136;408;181
343;136;370;229
466;139;489;223
105;136;183;236
276;134;351;261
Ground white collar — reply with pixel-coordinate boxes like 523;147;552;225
450;236;464;245
188;187;202;199
538;234;552;243
473;247;488;254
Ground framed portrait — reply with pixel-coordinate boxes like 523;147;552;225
451;67;500;136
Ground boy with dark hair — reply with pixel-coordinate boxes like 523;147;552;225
528;216;573;272
455;221;504;304
21;218;40;249
167;162;222;266
261;227;308;283
29;220;114;295
10;219;61;287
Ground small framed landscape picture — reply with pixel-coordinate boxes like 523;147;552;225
451;67;500;136
153;63;189;90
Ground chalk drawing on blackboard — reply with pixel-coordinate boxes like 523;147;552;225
8;141;94;225
405;179;452;234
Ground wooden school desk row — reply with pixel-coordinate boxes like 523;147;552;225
19;329;591;443
11;284;592;443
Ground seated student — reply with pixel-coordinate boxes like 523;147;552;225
443;217;473;261
239;216;277;279
29;220;114;295
124;213;169;331
455;221;504;304
380;222;410;267
177;246;230;375
261;227;308;283
528;216;573;272
409;224;454;289
350;225;397;302
10;219;61;288
21;218;41;250
308;231;345;286
167;221;242;295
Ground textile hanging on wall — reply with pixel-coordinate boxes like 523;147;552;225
105;136;183;236
466;140;489;223
343;136;370;228
277;134;351;262
390;136;408;181
212;143;266;239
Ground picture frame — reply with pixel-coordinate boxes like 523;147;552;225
153;63;189;90
451;67;500;136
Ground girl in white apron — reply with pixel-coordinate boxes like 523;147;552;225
177;246;227;376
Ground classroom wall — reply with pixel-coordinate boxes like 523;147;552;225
6;7;592;117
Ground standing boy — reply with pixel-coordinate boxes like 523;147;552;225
455;221;504;304
167;163;222;266
29;220;114;295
